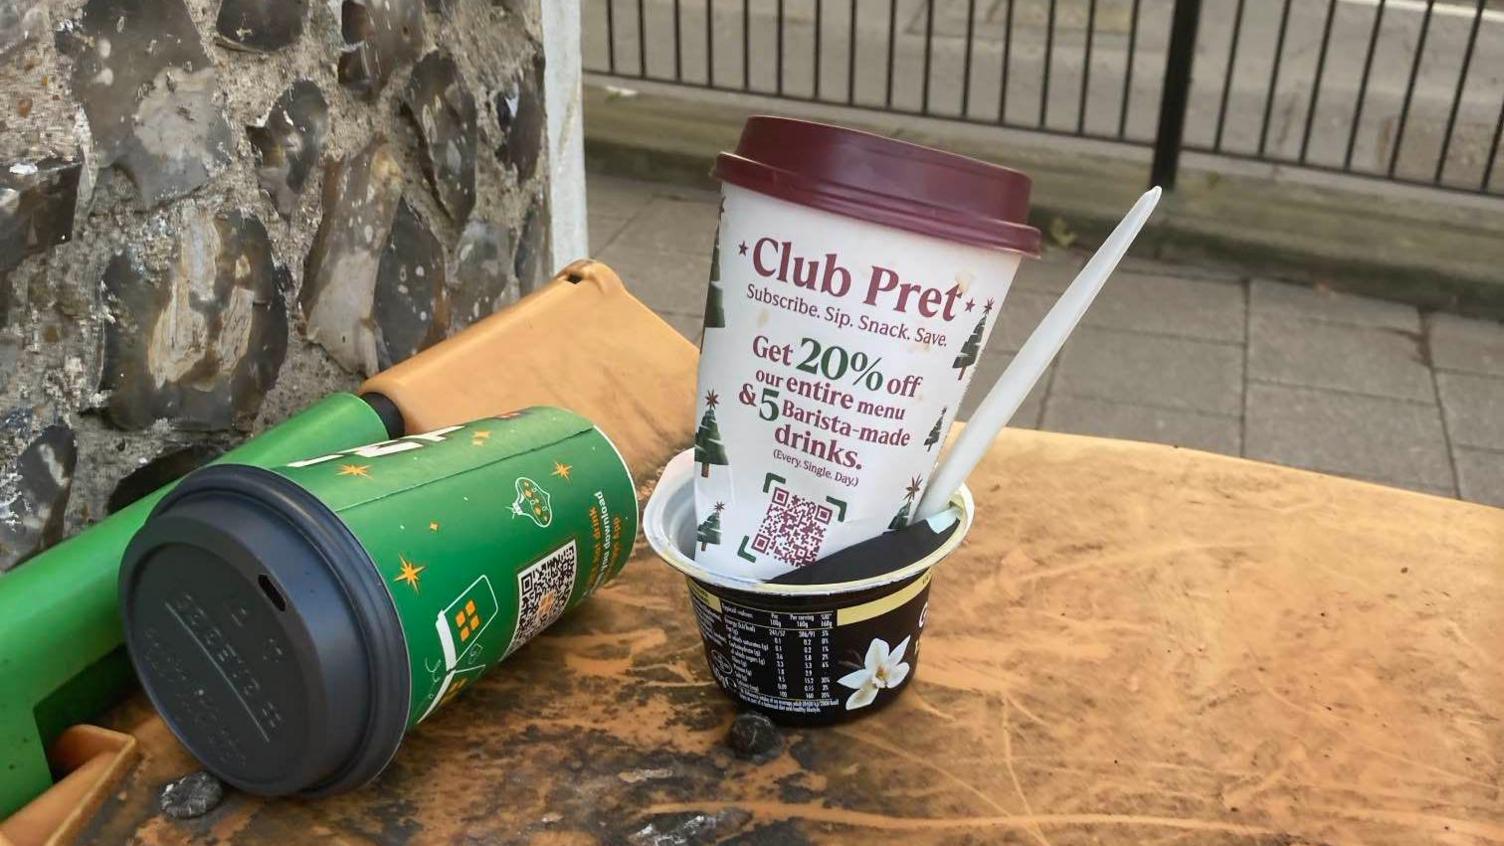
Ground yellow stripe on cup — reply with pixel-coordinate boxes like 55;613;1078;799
836;570;933;627
687;579;722;612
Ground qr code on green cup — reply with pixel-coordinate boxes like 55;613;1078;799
504;540;579;657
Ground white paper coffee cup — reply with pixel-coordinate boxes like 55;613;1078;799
691;117;1040;580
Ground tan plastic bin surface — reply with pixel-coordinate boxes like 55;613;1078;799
360;259;697;478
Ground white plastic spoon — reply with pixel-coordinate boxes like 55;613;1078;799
914;186;1163;522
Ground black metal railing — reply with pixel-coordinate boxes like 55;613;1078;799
582;0;1504;197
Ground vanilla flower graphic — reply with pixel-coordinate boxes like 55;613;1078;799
837;636;911;710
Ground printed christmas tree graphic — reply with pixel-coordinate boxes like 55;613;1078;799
924;408;947;451
698;501;725;551
890;475;923;531
703;226;726;331
952;299;995;381
695;391;729;477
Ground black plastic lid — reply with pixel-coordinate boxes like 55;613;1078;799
119;464;410;797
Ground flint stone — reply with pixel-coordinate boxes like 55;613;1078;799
373;200;448;370
0;157;82;276
626;810;754;846
0;338;18;391
106;443;223;514
0;424;76;573
727;711;782;762
247;80;329;220
216;0;307;52
402;50;477;225
64;0;233;209
338;0;424;101
159;771;224;819
495;51;544;181
450;220;517;329
100;211;290;430
0;0;46;60
0;409;35;437
301;139;404;376
513;193;549;295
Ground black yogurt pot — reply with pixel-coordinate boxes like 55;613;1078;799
644;450;974;726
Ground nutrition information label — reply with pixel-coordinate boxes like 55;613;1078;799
689;588;838;714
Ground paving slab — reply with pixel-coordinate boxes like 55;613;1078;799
1244;382;1455;492
1013;248;1087;295
1453;447;1504;508
643;183;723;206
583;84;1504;319
595;240;712;317
1335;476;1458;499
1248;316;1433;402
1435;371;1504;451
993;289;1057;352
1041;396;1242;454
1428;313;1504;378
589;210;634;252
1053;326;1244;416
1250;279;1421;332
1081;270;1246;343
608;195;720;257
1120;254;1246;283
587;172;659;220
957;350;1049;428
588;173;659;252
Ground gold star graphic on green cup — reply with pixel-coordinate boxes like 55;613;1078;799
338;463;372;478
393;555;425;592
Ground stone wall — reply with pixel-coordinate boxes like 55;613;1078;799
0;0;551;571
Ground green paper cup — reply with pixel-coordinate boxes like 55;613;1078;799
118;408;637;796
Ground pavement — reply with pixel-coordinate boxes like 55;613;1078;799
589;170;1504;507
581;82;1504;318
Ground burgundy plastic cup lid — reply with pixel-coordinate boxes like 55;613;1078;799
714;116;1041;257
